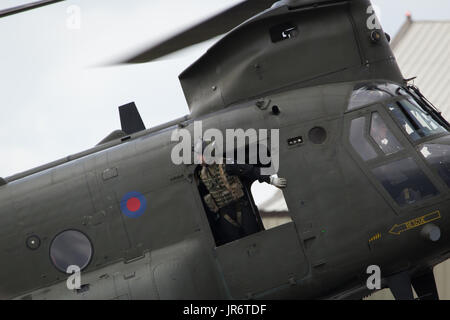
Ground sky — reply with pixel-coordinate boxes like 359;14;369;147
0;0;449;180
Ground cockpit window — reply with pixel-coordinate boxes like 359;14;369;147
350;117;378;161
370;112;403;155
419;142;450;188
388;99;447;141
372;157;438;206
348;82;406;110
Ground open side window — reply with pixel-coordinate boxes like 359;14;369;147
234;143;292;230
251;180;291;230
194;143;288;247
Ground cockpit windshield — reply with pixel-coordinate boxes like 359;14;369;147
348;82;448;141
348;82;407;110
387;98;447;141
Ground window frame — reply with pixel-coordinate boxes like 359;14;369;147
417;135;450;190
346;103;410;165
369;111;405;156
370;156;440;207
344;102;446;214
386;97;449;147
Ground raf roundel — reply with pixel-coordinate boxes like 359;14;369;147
120;191;147;218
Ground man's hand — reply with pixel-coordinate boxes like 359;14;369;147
270;176;287;189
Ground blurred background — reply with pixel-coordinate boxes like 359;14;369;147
0;0;449;299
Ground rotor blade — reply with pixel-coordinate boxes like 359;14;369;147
122;0;275;64
0;0;65;18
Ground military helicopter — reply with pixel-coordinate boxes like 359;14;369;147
1;0;450;300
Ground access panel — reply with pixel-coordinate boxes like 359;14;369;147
215;222;309;299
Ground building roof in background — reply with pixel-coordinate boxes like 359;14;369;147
391;17;450;118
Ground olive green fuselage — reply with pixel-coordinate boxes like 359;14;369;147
1;0;449;299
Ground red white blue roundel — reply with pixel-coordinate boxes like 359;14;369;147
120;191;147;218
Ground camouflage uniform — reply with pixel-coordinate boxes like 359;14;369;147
198;163;270;245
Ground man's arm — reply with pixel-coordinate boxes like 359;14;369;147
225;164;287;188
225;163;270;183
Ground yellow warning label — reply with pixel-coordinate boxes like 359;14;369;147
369;233;381;243
389;210;441;235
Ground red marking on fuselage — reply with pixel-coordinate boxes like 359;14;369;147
126;197;141;212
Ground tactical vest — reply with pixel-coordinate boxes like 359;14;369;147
200;164;245;213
